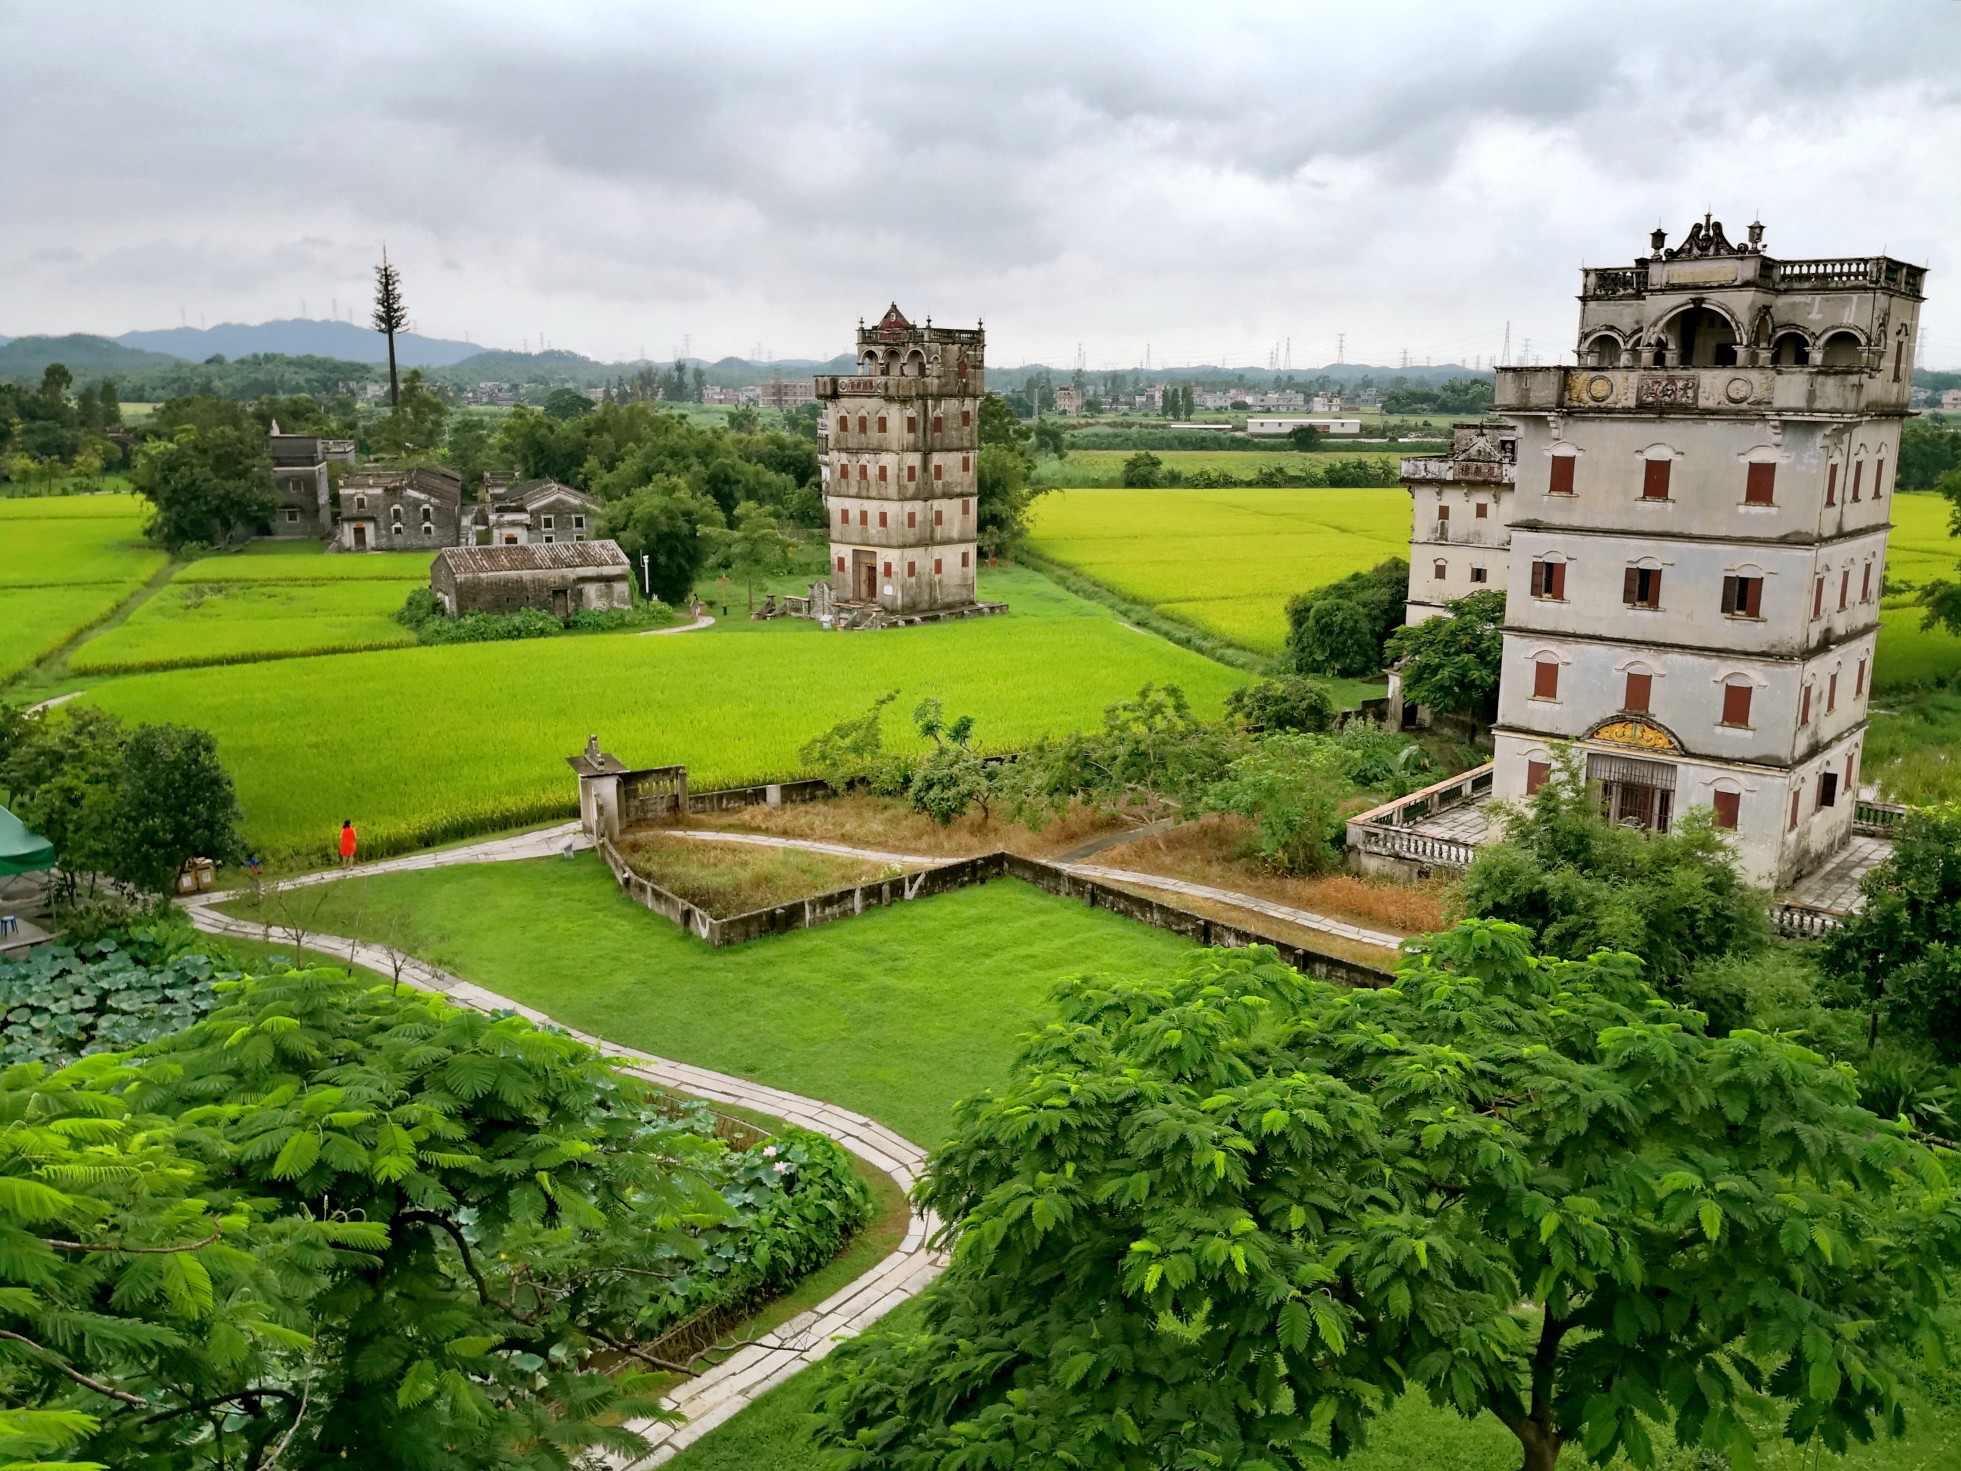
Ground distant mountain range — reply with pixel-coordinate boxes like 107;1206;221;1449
115;318;485;366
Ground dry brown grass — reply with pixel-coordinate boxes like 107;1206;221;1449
617;832;910;917
1097;815;1452;936
681;793;1128;860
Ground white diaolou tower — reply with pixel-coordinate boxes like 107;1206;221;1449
1488;217;1925;887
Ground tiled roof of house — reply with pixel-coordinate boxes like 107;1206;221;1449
436;539;630;577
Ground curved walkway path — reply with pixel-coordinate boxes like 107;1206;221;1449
641;614;716;635
179;855;943;1467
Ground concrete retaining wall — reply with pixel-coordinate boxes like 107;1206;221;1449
598;840;1394;988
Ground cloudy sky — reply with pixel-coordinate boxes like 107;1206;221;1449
4;1;1958;369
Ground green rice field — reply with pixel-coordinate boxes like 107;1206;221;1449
70;578;416;675
1026;486;1410;654
169;541;435;581
78;567;1244;860
0;492;166;587
0;583;142;683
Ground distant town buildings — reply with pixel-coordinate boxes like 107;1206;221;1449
1942;387;1961;410
1052;385;1085;414
1244;416;1363;437
742;379;816;409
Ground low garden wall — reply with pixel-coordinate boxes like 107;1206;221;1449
595;839;1395;989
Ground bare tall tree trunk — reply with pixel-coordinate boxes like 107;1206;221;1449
387;333;400;409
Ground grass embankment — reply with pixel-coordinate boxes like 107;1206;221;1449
1025;485;1409;656
80;566;1245;862
0;493;166;682
217;855;1197;1148
617;833;913;916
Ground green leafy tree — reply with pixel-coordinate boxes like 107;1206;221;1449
700;500;796;611
1030;417;1068;459
111;722;243;893
595;476;723;604
1222;675;1335;733
372;248;408;408
1204;731;1353;871
976;392;1031;453
817;922;1961;1471
1821;803;1961;1056
542;387;595;421
1459;750;1769;991
975;443;1044;561
1384;587;1507;718
1283;559;1408;678
1011;685;1234;825
798;691;903;794
443;413;492;498
1120;450;1164;487
370;368;451;457
725;405;761;435
1897;419;1961;492
1287;423;1322;451
907;698;995;825
132;424;276;551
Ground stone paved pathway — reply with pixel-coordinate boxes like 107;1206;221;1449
178;876;943;1468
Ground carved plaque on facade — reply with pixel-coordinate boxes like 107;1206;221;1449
1454;459;1503;480
1635;375;1699;408
1585;717;1682;754
839;377;880;393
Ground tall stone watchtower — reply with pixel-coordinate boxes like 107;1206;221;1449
814;306;985;613
1489;217;1925;887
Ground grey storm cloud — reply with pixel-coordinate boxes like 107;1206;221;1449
2;1;1957;366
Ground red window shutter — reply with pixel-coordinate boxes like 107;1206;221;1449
1745;462;1775;505
907;465;917;482
1526;760;1551;795
1721;683;1753;727
878;511;887;528
907;561;915;577
961;455;971;472
1851;460;1863;500
935;508;943;525
1812;578;1825;617
858;415;867;433
1533;660;1559;699
879;464;888;483
1624;672;1651;712
1475;502;1489;518
1743;577;1761;617
1530;561;1546;597
1855;658;1866;696
962;410;972;427
1548;456;1575;495
1826;463;1837;504
934;557;942;574
1712;791;1740;829
1789;790;1801;830
961;499;970;514
1839;570;1849;610
837;416;848;433
838;507;848;524
1874;458;1886;498
932;415;943;433
1642;459;1671;499
1800;683;1811;724
1623;567;1640;604
1434;561;1447;581
1721;574;1738;614
1895;342;1905;381
1549;562;1566;599
1847;750;1858;789
1860;564;1871;602
961;551;970;568
882;561;892;576
858;508;867;525
1827;672;1838;712
907;511;916;528
1437;504;1450;522
934;464;943;481
858;464;868;481
877;416;888;433
907;415;917;433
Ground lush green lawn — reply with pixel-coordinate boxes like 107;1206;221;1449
0;493;165;587
70;578;416;674
217;855;1195;1148
79;565;1244;860
1025;486;1410;654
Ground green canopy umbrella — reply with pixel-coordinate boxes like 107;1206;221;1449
0;806;55;877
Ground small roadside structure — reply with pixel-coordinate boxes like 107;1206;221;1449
483;478;600;546
431;539;634;620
